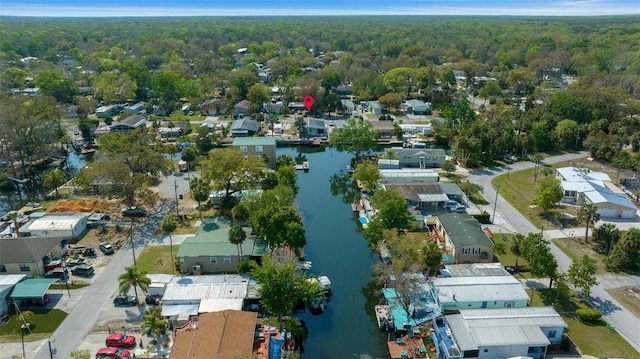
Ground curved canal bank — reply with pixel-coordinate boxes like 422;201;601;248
277;147;389;359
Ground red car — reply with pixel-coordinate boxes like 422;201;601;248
95;347;130;359
105;333;136;348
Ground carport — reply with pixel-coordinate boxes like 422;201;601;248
9;278;57;307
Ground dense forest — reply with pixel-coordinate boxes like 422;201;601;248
1;16;640;170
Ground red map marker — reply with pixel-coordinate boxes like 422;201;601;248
303;95;314;111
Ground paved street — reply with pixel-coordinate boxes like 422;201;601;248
466;151;640;353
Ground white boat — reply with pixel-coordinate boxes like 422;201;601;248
308;275;332;296
375;305;394;331
297;261;312;271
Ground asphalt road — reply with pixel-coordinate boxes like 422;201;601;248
467;151;640;353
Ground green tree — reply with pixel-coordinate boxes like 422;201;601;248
35;69;78;103
294;117;306;136
189;177;210;210
352;161;381;193
440;160;456;176
250;255;322;330
251;204;306;255
141;307;169;357
611;150;632;184
567;255;598;297
554;119;579;150
477;81;502;103
327;118;381;161
370;189;412;231
521;233;558;288
41;168;66;198
378;93;403;111
228;224;247;257
276;154;295;169
246;83;270;114
421;241;442;277
160;216;178;274
532;177;562;213
200;148;265;215
608;228;640;271
493;242;507;259
363;218;386;248
510;233;525;273
231;202;251;225
180;146;198;173
593;223;620;256
92;72;137;104
383;67;413;95
117;266;151;303
276;165;298;192
577;203;600;243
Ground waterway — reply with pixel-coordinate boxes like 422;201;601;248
277;146;389;359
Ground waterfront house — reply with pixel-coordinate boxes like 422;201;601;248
435;213;494;263
232;137;277;170
230;118;261;137
177;223;267;275
107;115;147;134
430;275;529;313
431;307;566;359
555;167;637;218
380;169;440;184
0;237;67;275
389;147;447;168
201;98;227;116
371;121;395;138
169;310;257;359
381;183;449;210
233;100;251;117
303;119;327;138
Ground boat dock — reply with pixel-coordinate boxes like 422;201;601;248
375;305;394;331
295;161;310;171
387;333;429;359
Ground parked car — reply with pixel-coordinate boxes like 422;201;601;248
105;333;136;348
113;295;138;306
71;263;95;277
121;206;146;217
145;294;162;305
99;242;114;255
95;347;130;359
44;268;68;282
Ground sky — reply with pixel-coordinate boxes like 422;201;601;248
0;0;638;17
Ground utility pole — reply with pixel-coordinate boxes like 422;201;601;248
129;218;137;267
174;179;180;220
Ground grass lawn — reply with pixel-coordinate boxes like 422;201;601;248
0;309;68;342
606;287;640;318
136;245;180;274
529;288;639;359
552;237;608;275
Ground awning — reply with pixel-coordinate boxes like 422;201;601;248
9;279;57;300
161;304;199;317
198;298;243;313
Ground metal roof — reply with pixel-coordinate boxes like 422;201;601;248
198;298;244;313
26;212;90;231
232;136;276;146
469;325;550;346
177;226;267;257
9;278;57;299
433;276;529;303
163;282;248;302
444;263;511;277
585;190;637;209
556;167;611;182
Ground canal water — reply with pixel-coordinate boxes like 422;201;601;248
277;147;389;359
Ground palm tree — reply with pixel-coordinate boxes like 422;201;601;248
142;307;169;356
577;203;600;243
180;146;197;179
41;168;66;198
593;223;620;256
118;266;151;303
510;233;524;273
160;216;178;274
228;224;247;257
231;202;251;225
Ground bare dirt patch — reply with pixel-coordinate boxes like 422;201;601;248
48;199;115;213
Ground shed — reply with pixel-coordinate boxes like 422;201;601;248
25;212;90;242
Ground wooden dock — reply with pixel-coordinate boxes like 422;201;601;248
387;334;428;359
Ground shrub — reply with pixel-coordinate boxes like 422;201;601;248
576;308;602;321
560;336;571;352
474;212;491;224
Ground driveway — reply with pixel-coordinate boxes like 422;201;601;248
467;151;640;353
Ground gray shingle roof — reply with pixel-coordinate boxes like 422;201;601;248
438;213;493;247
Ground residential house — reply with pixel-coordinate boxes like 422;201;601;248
439;183;465;203
341;99;356;114
0;274;28;315
381;183;449;210
399;124;432;136
334;85;352;98
258;69;272;83
389;147;447;168
95;105;120;118
430;275;529;313
435;213;494;263
368;101;386;115
158;121;191;140
123;101;145;115
556;167;637;218
177;224;267;275
107;115;147;134
0;237;67;275
169;310;257;359
24;212;90;242
378;159;400;169
288;102;306;114
201;98;227;116
371;121;395;139
432;307;566;359
380;169;439;184
405;99;431;115
230;118;261;137
232;137;277;170
233;100;251;118
440;263;513;278
266;102;283;115
303;119;327;138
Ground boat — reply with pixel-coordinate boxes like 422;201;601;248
359;216;369;228
302;161;309;171
346;165;355;174
309;296;328;314
308;275;332;296
375;305;394;332
297;260;312;271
